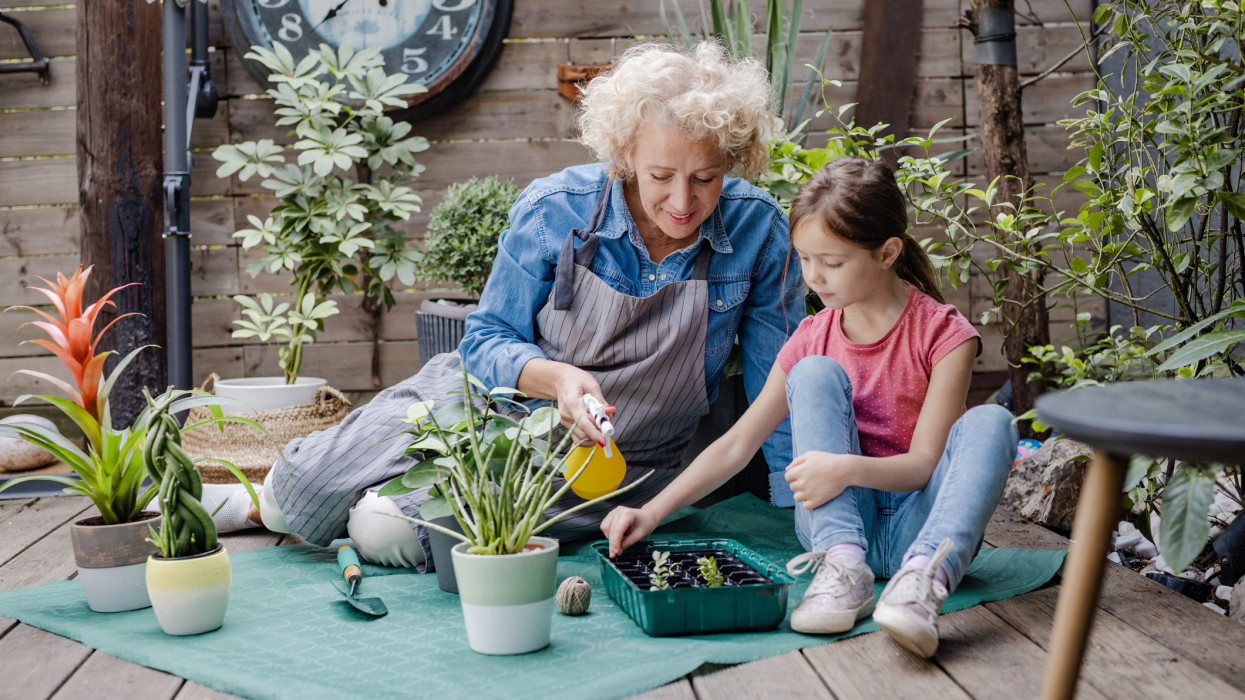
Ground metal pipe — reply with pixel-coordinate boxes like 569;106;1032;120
162;0;192;392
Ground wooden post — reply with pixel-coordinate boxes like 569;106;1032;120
77;0;168;428
969;0;1049;435
855;0;924;165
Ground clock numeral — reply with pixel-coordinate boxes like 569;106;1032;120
432;0;476;11
256;0;291;8
427;16;458;40
401;47;429;75
277;13;304;42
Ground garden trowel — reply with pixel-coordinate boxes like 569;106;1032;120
334;544;388;617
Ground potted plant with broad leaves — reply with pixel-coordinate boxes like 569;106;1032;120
413;176;521;367
141;388;252;636
0;267;261;613
213;41;427;395
389;373;651;654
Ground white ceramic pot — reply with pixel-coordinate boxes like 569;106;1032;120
146;546;231;636
451;536;559;655
212;376;326;412
69;513;161;613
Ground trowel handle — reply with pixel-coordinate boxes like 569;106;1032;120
337;544;362;585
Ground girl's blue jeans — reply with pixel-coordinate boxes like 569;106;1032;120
786;356;1017;590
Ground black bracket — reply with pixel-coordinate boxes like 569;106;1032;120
974;8;1018;68
163;172;191;239
0;12;51;84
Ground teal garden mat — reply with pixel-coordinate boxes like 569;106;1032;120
0;495;1064;699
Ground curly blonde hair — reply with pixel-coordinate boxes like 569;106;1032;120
578;41;779;182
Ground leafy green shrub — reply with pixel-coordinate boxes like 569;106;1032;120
418;176;521;299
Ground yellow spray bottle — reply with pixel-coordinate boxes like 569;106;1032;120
563;395;626;500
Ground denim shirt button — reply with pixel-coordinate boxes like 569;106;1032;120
648;274;656;281
716;299;724;307
660;274;667;280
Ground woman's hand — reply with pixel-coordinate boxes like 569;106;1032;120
551;364;616;446
601;506;658;558
784;452;856;510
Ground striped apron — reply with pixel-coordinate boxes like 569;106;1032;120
269;179;714;556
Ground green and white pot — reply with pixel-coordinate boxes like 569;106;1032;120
146;546;231;636
451;536;559;655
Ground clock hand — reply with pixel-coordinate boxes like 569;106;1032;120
312;0;353;32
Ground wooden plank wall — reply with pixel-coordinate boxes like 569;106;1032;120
0;0;1098;402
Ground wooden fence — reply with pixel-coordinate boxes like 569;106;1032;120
0;0;1099;403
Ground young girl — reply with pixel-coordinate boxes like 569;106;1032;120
601;156;1016;658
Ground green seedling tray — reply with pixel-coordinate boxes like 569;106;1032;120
591;538;794;636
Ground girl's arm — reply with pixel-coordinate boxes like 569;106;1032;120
785;339;977;508
600;363;791;556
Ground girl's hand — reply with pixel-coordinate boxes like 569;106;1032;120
551;365;616;446
784;452;854;510
601;506;658;558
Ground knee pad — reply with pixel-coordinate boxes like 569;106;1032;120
347;491;427;568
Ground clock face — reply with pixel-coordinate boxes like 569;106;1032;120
224;0;511;119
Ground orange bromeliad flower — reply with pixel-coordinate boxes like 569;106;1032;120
11;266;136;422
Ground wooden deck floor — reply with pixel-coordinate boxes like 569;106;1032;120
4;495;1245;700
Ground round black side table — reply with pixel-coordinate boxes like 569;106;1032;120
1035;377;1245;700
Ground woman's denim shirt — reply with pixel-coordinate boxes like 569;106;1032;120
461;163;804;482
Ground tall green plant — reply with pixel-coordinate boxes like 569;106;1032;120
660;0;832;142
213;42;427;383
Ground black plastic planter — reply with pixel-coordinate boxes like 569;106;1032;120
426;514;464;594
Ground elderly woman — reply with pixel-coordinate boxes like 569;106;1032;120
251;41;804;568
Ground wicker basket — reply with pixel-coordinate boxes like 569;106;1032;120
181;376;352;485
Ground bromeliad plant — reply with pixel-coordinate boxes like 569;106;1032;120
387;373;652;556
0;267;152;524
0;267;269;527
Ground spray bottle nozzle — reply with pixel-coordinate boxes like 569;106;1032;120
582;394;615;458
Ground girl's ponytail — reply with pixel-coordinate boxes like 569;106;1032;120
790;156;945;304
892;235;945;304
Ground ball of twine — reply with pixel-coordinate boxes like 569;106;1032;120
556;576;592;615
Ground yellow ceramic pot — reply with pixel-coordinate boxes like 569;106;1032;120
146;546;231;636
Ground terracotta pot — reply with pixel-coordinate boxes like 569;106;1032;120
146;545;231;636
69;511;161;612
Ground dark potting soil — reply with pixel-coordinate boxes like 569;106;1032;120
609;549;774;589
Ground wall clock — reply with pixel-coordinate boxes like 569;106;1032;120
221;0;513;121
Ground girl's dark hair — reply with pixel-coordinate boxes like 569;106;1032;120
789;156;944;303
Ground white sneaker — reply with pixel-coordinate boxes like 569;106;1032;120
873;538;953;658
785;552;876;634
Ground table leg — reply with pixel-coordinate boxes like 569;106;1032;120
1040;450;1128;700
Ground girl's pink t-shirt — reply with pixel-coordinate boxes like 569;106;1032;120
776;287;981;458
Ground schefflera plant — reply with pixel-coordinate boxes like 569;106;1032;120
213;42;427;383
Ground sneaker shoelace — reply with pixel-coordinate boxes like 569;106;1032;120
885;538;954;620
787;552;858;597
